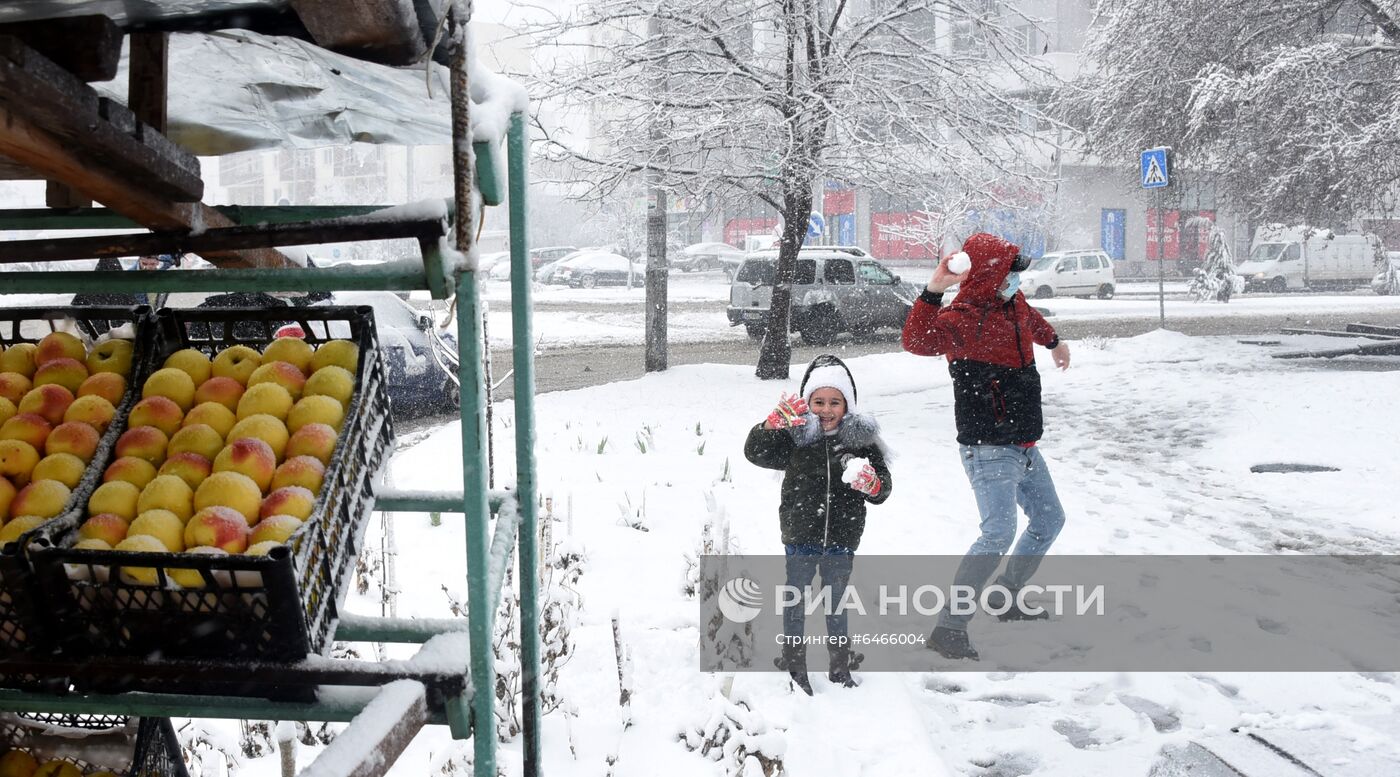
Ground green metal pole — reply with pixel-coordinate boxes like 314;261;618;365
457;265;495;766
509;111;543;776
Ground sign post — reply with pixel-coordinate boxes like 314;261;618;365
1141;147;1171;328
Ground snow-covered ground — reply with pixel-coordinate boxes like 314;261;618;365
229;328;1400;775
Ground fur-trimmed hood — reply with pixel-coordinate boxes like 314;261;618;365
788;410;890;457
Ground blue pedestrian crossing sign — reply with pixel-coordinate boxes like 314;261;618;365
1141;147;1170;189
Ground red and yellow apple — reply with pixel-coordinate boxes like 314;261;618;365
0;440;41;484
34;331;86;367
78;372;127;406
158;451;213;490
262;337;315;375
0;476;15;521
249;514;305;545
214;437;277;492
32;357;88;395
271;456;326;494
259;485;315;521
194;376;245;411
128;395;184;437
78;513;130;547
0;515;47;546
45;421;100;462
226;414;289;461
17;384;74;425
114;425;169;465
1;413;52;450
12;479;70;519
247;361;306;400
0;372;32;405
184;505;250;553
104;456;158;490
86;338;134;376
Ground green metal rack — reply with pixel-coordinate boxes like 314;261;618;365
0;113;539;776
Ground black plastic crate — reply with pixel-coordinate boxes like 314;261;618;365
0;306;150;682
30;306;393;664
0;712;189;777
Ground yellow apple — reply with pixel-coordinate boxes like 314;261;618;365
32;357;89;395
0;343;38;378
211;345;262;385
137;474;195;523
63;394;117;434
104;456;158;490
34;331;86;367
262;336;315;375
0;440;41;484
0;396;14;427
311;339;359;374
169;423;225;462
287;395;344;433
304;365;355;409
194;471;263;525
226;414;289;461
183;401;237;439
0;747;38;777
249;513;305;545
129;508;186;551
32;452;86;489
87;338;135;376
236;382;293;422
167;545;229;588
0;515;46;546
88;480;141;520
142;367;197;412
163;347;213;386
114;535;168;586
0;475;15;522
128;395;184;437
0;372;32;405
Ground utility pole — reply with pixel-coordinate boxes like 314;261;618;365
644;14;669;372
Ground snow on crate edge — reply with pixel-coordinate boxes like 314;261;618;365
296;680;427;777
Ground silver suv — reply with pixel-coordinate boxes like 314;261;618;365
727;249;920;345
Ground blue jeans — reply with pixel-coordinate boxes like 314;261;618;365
938;444;1066;631
783;544;855;643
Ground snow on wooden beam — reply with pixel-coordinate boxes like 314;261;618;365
289;0;432;66
0;34;202;201
297;680;428;777
0;15;123;82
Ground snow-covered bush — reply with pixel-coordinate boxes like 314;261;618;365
679;689;786;776
1189;227;1240;303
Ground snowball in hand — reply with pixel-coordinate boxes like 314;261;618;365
841;456;871;484
947;252;971;274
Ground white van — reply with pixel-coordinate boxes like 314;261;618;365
1372;251;1400;296
1236;226;1381;293
1018;249;1117;299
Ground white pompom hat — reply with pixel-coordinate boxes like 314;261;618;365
799;355;858;414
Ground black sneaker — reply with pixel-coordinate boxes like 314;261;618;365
775;646;814;696
928;626;980;661
985;588;1050;622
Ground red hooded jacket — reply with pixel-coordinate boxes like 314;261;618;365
901;233;1060;445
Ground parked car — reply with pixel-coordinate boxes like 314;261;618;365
727;249;919;344
1237;226;1382;293
1372;251;1400;295
674;242;746;273
553;252;641;288
528;245;578;270
1019;249;1116;299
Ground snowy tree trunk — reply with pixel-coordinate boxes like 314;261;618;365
644;12;669;373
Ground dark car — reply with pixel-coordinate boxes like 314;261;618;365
551;252;641;288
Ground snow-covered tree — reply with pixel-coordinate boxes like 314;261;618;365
1188;225;1239;302
1062;0;1400;226
532;0;1050;378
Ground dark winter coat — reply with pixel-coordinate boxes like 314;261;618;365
744;413;891;551
901;233;1060;446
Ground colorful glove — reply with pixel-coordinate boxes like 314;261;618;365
849;463;882;497
765;394;808;429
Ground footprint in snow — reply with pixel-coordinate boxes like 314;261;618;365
1118;694;1181;733
968;750;1040;777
